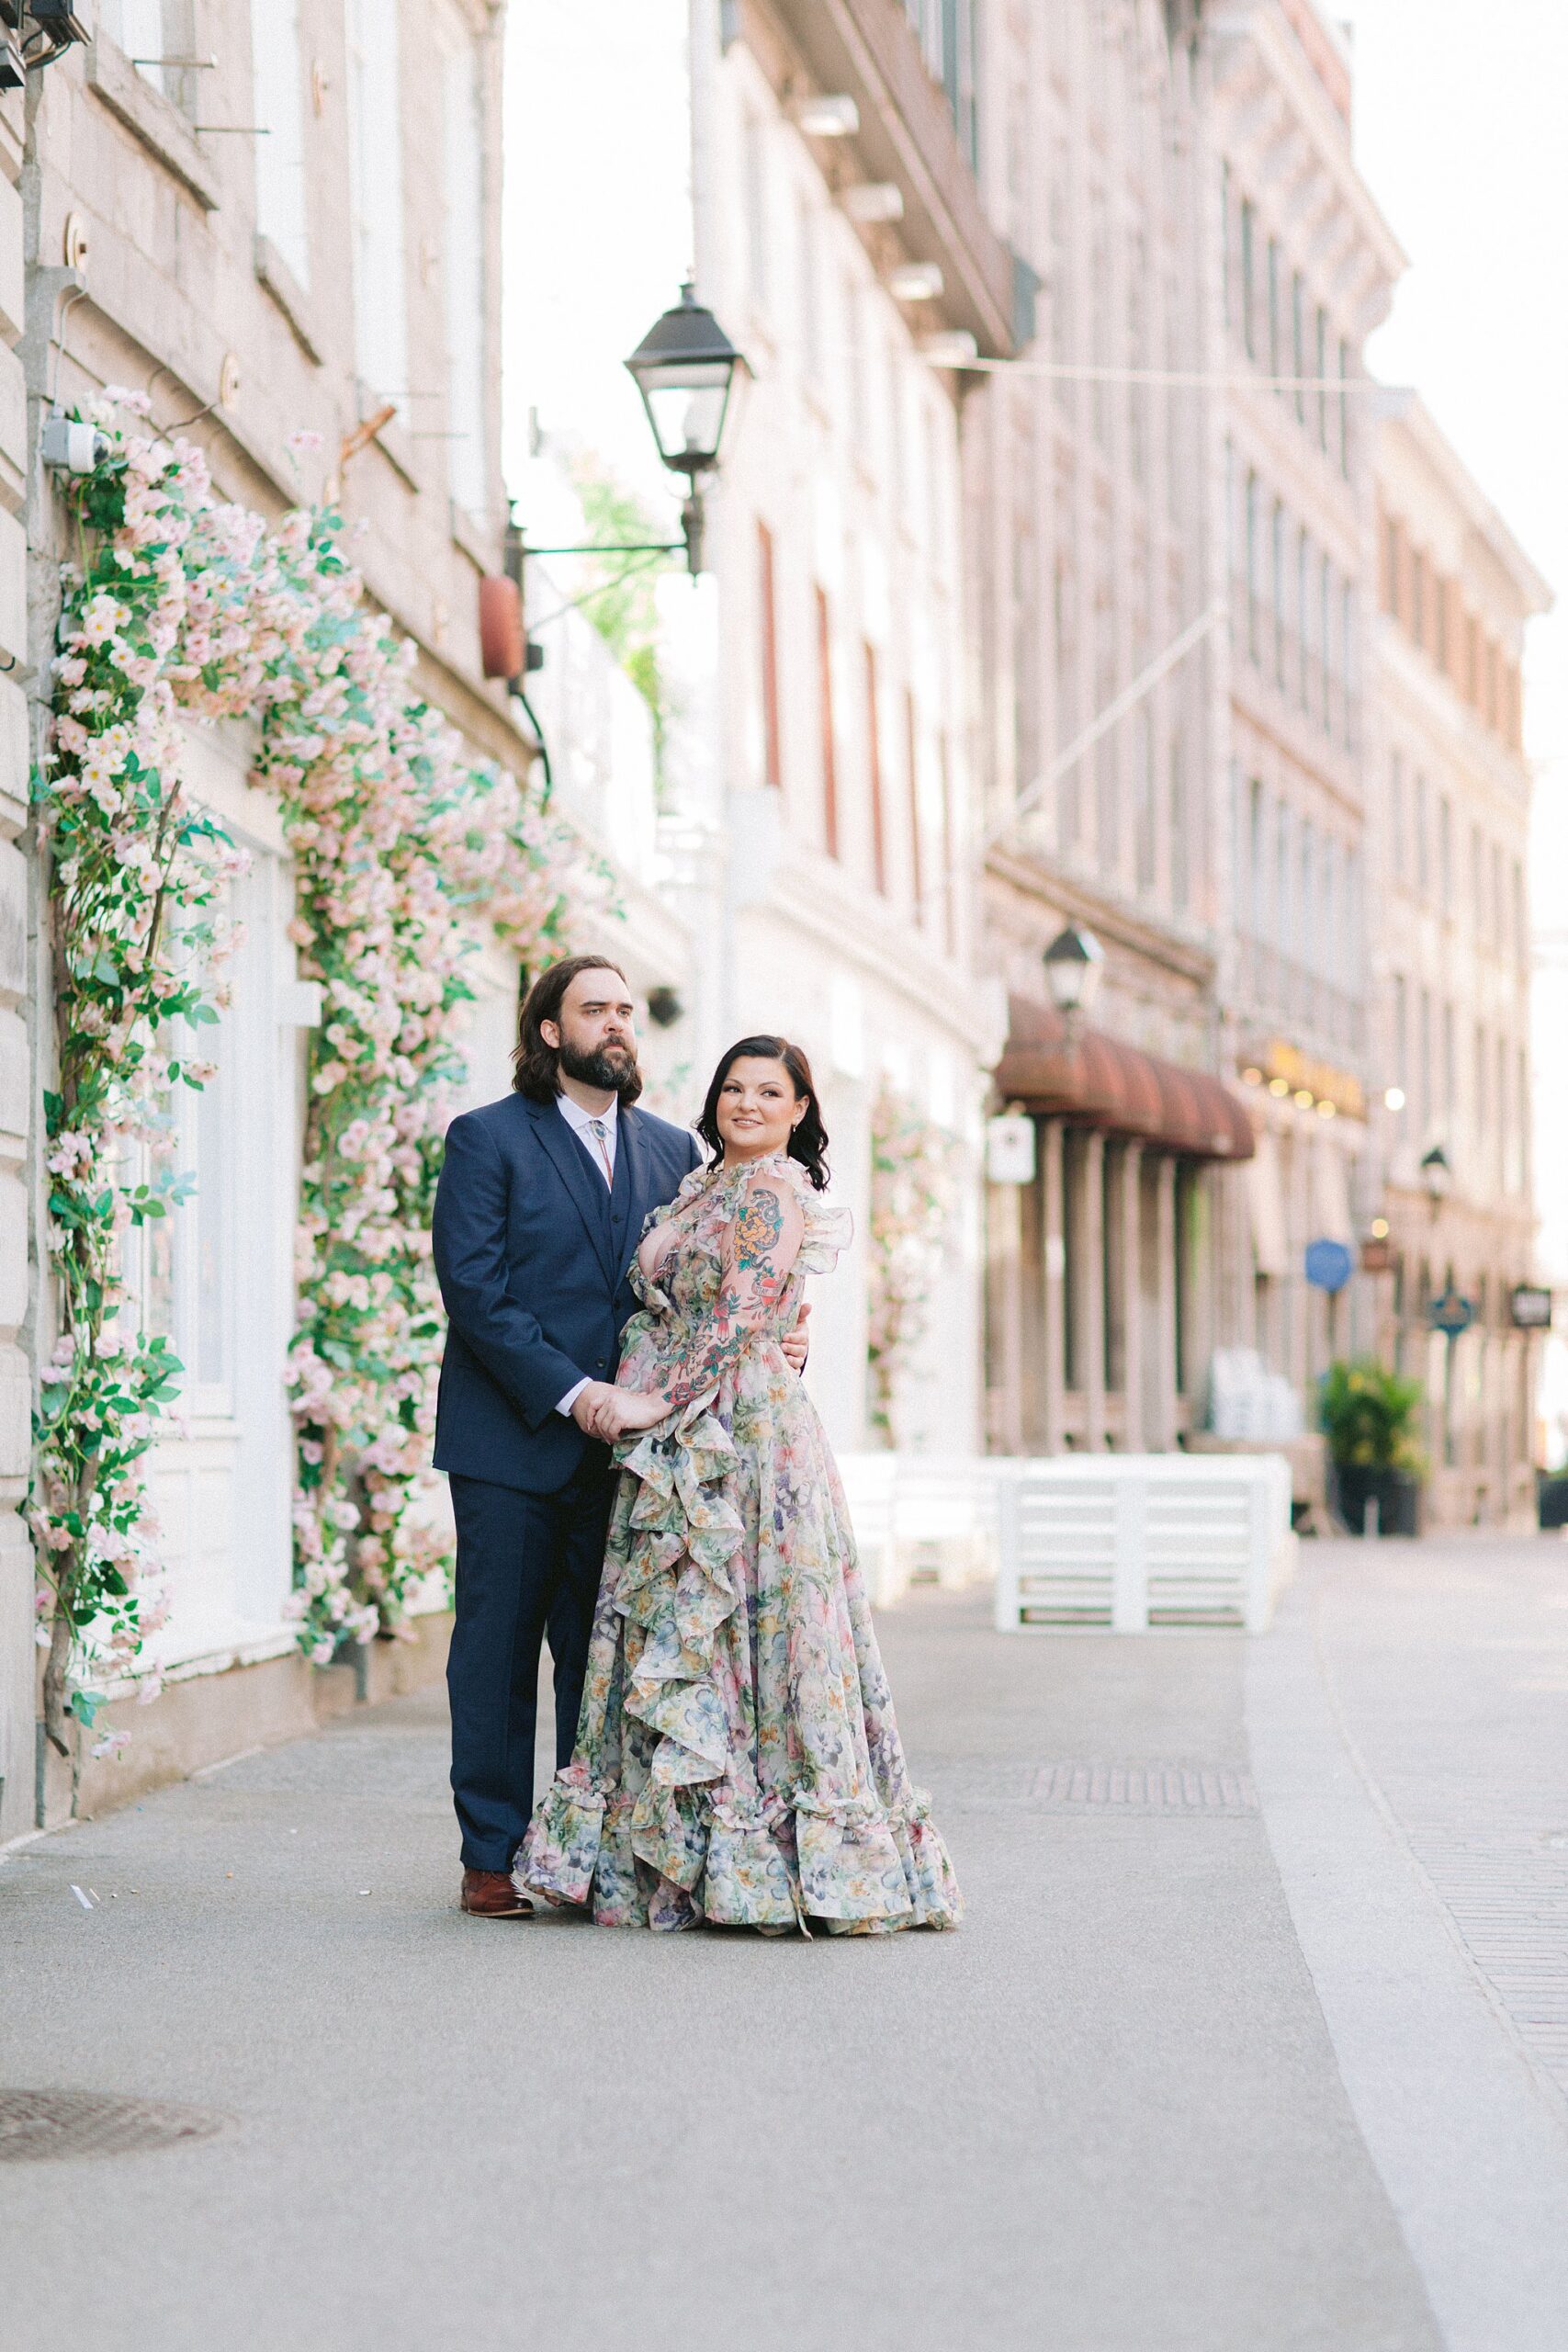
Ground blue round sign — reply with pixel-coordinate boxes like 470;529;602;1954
1303;1238;1354;1294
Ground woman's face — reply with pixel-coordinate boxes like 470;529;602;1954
715;1057;807;1160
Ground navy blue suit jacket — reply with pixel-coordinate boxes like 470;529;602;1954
432;1091;703;1494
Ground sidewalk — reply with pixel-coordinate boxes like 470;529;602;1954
3;1539;1564;2351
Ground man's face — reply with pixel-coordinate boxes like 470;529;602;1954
543;968;640;1093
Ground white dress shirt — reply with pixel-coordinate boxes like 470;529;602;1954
554;1093;620;1418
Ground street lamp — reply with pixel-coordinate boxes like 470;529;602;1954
1043;923;1104;1039
1419;1143;1451;1218
625;284;746;575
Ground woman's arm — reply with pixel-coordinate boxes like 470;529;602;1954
592;1170;804;1436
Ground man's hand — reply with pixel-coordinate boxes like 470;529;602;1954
570;1381;623;1438
780;1301;811;1376
586;1387;670;1442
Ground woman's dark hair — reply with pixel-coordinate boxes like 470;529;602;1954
512;954;642;1105
696;1035;830;1192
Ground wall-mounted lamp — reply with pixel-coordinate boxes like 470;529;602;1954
1419;1143;1451;1217
1043;923;1104;1039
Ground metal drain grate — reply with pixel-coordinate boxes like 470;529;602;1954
0;2090;225;2164
929;1758;1259;1815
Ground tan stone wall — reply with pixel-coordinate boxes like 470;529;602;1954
9;6;513;1834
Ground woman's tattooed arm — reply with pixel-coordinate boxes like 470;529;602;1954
660;1173;805;1408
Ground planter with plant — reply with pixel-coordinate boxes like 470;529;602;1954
1317;1359;1426;1536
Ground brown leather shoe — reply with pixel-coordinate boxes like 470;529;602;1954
460;1868;535;1918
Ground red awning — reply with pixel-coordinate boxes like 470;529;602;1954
994;995;1255;1163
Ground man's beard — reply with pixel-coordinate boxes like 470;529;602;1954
559;1036;642;1102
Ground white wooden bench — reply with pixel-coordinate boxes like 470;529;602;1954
994;1453;1295;1634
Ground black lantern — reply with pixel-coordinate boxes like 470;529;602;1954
626;284;744;477
625;285;745;573
1043;924;1104;1033
1419;1143;1451;1214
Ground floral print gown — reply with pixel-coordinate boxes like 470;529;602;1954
517;1148;963;1935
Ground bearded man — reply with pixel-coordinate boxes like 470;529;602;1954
431;956;808;1917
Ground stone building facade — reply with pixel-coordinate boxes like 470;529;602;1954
5;0;538;1832
675;0;1010;1455
1208;0;1403;1403
1368;396;1548;1525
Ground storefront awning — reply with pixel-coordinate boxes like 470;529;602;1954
994;995;1256;1164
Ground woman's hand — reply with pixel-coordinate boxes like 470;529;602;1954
780;1301;811;1375
586;1386;671;1442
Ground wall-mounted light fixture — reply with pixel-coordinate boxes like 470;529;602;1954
1043;923;1104;1040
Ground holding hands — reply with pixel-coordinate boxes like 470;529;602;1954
569;1303;811;1445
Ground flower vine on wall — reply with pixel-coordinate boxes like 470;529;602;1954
866;1080;955;1447
31;405;572;1758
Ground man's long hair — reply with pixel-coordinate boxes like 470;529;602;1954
512;955;643;1105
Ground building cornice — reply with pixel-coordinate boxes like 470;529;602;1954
1376;390;1554;619
737;0;1016;356
985;843;1217;990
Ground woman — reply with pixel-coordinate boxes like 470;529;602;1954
517;1036;962;1935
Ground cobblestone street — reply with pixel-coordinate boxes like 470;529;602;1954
5;1537;1567;2352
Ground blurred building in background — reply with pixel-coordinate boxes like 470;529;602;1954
1207;0;1402;1417
1367;395;1549;1523
970;1;1247;1459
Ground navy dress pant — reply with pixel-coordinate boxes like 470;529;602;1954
446;1453;615;1873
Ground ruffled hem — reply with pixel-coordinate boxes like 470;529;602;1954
517;1770;963;1934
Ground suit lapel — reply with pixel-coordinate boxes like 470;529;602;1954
525;1096;615;1285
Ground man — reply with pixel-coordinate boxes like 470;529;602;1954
432;956;807;1917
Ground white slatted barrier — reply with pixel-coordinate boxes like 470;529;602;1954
994;1454;1295;1634
837;1454;999;1609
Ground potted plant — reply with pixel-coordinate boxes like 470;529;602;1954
1318;1360;1426;1536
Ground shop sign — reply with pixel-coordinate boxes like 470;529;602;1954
1510;1283;1554;1330
1247;1039;1366;1120
1428;1288;1475;1337
1359;1237;1394;1275
986;1114;1036;1186
1303;1238;1353;1294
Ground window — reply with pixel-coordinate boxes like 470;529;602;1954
1319;553;1332;733
815;585;838;857
1341;581;1354;749
864;642;887;894
1170;737;1188;913
743;113;769;308
1465;612;1480;704
797;199;820;385
252;0;310;286
1435;573;1449;673
1267;237;1280;381
1418;986;1432;1136
1291;271;1305;424
1382;514;1399;616
107;0;199;117
1411;549;1426;650
1247;775;1264;935
1415;771;1429;899
1314;306;1328;450
442;40;488;518
1245;470;1260;663
1220;162;1232;329
1337;339;1350;476
1296;527;1310;708
1472;825;1484;939
905;689;923;922
1390;751;1404;881
1240;199;1257;359
1134;706;1156;894
758;522;782;790
1437;795;1453;912
1271;500;1286;686
1393;974;1407;1117
938;734;956;954
345;0;409;413
1513;858;1526;967
1442;1000;1455;1127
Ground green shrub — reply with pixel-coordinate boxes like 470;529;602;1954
1318;1359;1426;1473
